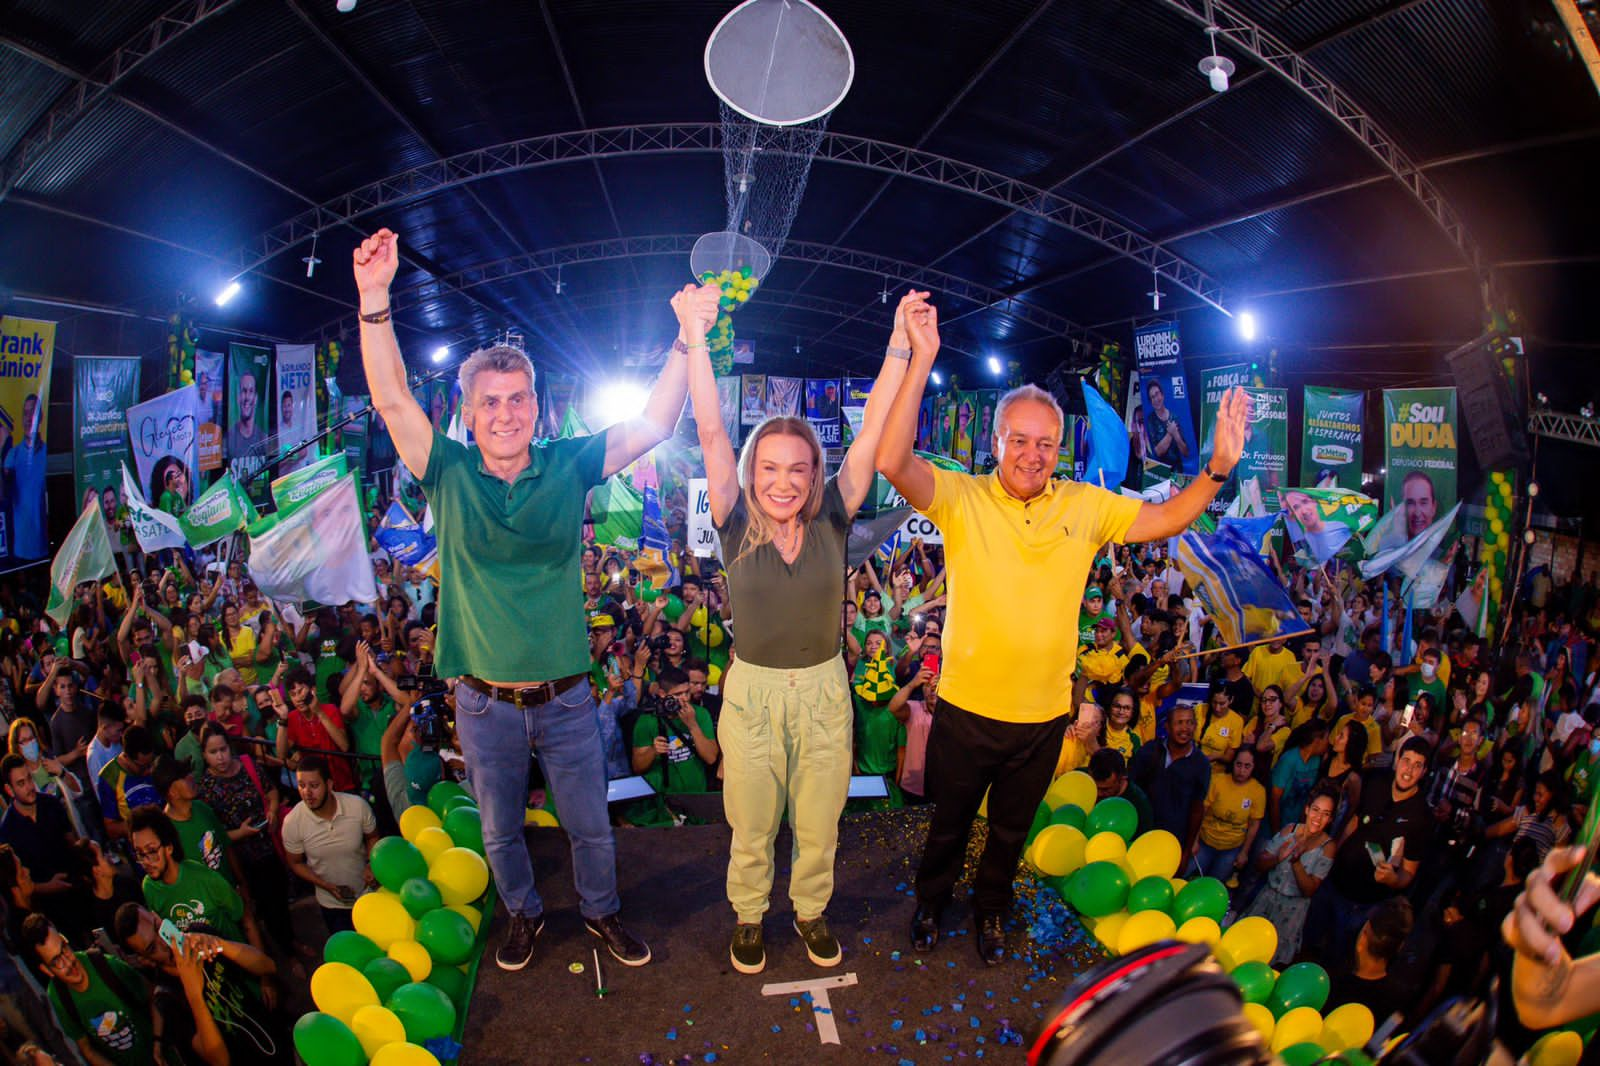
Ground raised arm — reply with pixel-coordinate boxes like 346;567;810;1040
1124;386;1247;542
680;285;739;523
603;285;715;480
354;228;433;480
838;292;920;515
874;295;940;511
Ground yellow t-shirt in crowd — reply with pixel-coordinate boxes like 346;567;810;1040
1289;696;1331;730
921;467;1141;724
1200;774;1266;849
1334;712;1384;764
1244;645;1302;698
1136;692;1161;745
1055;733;1093;778
1103;725;1138;760
1198;709;1245;763
227;625;259;686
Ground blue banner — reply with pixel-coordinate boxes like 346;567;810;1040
1170;525;1313;647
373;501;437;568
1133;321;1200;477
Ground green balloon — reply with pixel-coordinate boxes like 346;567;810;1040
1045;873;1075;901
1026;803;1052;846
323;930;382;970
1230;960;1276;1005
427;781;470;816
293;1012;365;1066
1269;962;1330;1016
363;957;411;1004
637;581;660;603
399;877;444;919
1171;877;1229;925
1279;1043;1326;1066
389;981;457;1042
426;963;468;1006
369;836;429;892
439;793;479;817
1068;861;1129;918
663;594;686;622
417;908;477;966
1049;804;1088;831
1126;876;1175;915
1085;796;1138;842
443;805;485;855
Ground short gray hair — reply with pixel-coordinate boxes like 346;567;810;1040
458;345;536;406
994;384;1064;439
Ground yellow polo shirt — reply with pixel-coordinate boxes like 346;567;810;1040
1244;645;1301;697
922;467;1141;723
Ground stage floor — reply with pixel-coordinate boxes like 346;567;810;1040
463;808;1104;1065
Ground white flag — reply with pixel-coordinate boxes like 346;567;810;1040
46;502;118;625
121;463;186;553
1359;502;1461;582
247;474;378;607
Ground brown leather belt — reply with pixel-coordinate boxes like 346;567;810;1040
459;672;587;709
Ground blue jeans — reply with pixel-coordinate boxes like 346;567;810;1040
1191;842;1241;882
454;680;620;922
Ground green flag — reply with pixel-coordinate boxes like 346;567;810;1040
590;476;643;548
1281;486;1378;565
559;405;592;440
270;452;349;518
180;474;256;548
46;503;117;625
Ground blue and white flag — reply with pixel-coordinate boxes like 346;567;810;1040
1358;502;1460;583
1079;380;1129;489
1217;513;1280;561
1169;525;1313;648
373;501;437;569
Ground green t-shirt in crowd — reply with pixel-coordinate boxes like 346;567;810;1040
348;698;396;785
313;633;349;703
172;800;233;883
853;695;904;776
48;953;151;1061
143;859;245;942
174;729;206;776
632;707;716;795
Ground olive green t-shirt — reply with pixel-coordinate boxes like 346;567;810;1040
422;429;608;682
171;799;234;882
49;953;151;1061
716;477;850;669
142;859;245;942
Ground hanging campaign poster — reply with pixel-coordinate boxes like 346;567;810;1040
1196;364;1252;514
0;316;56;562
339;396;370;475
804;378;841;447
226;343;272;490
73;357;140;526
1125;369;1145;469
274;344;318;474
416;379;451;432
766;376;802;418
971;389;999;471
915;396;935;451
1132;320;1199;476
948;391;977;471
544;373;579;438
841;378;873;448
740;375;766;426
1383;387;1458;543
193;349;224;471
1235;387;1290;514
714;376;742;443
128;385;200;516
1301;386;1365;490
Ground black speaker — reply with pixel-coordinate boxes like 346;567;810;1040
1447;334;1530;473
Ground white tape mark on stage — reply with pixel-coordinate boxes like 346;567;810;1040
760;972;859;1045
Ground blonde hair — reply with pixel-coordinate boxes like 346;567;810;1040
733;416;826;564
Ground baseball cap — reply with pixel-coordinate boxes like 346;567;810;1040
588;613;617;630
1085;587;1104;600
1093;617;1116;631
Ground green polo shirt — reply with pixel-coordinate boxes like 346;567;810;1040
422;428;608;682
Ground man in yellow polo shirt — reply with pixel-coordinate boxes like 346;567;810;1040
875;295;1248;965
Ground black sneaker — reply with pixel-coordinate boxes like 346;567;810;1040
495;913;544;971
585;913;652;967
793;916;841;968
730;923;766;974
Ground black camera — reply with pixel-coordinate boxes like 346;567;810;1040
409;683;451;751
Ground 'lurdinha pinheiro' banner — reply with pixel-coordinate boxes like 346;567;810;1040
1132;320;1199;477
73;357;141;523
1301;386;1365;491
0;316;56;562
1383;387;1458;542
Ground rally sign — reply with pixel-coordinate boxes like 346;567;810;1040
1382;387;1458;542
898;512;943;545
271;452;348;518
1300;386;1364;490
1132;320;1199;476
687;478;723;559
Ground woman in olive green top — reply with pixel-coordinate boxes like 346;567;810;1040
683;285;919;975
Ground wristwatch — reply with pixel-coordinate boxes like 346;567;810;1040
1202;463;1229;483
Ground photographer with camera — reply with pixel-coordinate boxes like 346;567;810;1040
626;666;717;827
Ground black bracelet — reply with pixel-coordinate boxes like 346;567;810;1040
1202;462;1228;483
359;306;392;324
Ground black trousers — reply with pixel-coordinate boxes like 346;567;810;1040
914;699;1068;914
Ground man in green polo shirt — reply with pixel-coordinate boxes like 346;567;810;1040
354;226;716;973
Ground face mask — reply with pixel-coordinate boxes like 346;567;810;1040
1420;663;1437;680
1591;738;1600;757
20;739;39;762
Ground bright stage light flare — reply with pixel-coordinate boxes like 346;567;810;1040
987;355;1002;376
214;280;241;307
1239;311;1258;342
589;381;650;427
431;346;449;364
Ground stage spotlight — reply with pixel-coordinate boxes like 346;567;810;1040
336;0;357;11
431;346;449;364
1198;27;1235;92
987;355;1002;376
589;381;650;427
214;280;241;307
930;371;944;386
1238;311;1258;342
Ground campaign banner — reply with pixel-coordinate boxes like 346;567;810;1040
804;378;841;447
73;357;140;525
373;501;437;569
248;473;376;607
193;349;224;471
179;473;255;549
127;385;200;517
948;391;978;471
271;452;349;519
1170;526;1314;648
1383;387;1458;543
841;377;874;448
971;389;999;471
45;502;116;625
0;316;56;561
766;376;802;418
338;396;369;475
415;379;451;432
915;396;935;451
714;375;741;443
731;338;754;364
1198;364;1251;458
226;343;272;490
274;344;318;474
543;372;579;438
1132;320;1199;476
121;463;186;554
1301;386;1365;490
740;375;766;426
1282;486;1378;566
1235;387;1290;514
687;478;723;559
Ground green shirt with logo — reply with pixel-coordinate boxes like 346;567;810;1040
171;800;234;883
142;859;245;941
49;952;151;1062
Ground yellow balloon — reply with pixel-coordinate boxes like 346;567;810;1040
352;893;415;951
1270;1007;1325;1054
1175;916;1222;948
1320;1002;1376;1053
1126;830;1182;881
1526;1030;1585;1066
690;606;709;627
351;1005;407;1059
1028;825;1087;877
370;1043;443;1066
387;939;432;982
310;962;379;1025
1117;910;1177;955
399;805;442;843
413;826;454;865
706;663;723;686
706;624;724;647
526;808;560;828
1083;831;1127;867
1089;912;1128;953
447;903;483;934
1168;877;1187;896
1044;771;1097;813
1219;916;1278;967
1241;1003;1275;1044
430;846;490;906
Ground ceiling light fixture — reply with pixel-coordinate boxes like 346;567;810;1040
987;355;1003;376
931;370;944;386
554;265;566;296
336;0;357;12
1148;269;1164;311
1198;26;1235;92
213;280;241;307
1239;311;1258;342
432;346;449;364
302;233;321;279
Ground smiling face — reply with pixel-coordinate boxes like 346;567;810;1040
467;368;537;464
994;397;1061;501
237;372;257;423
750;430;816;524
1402;473;1437;539
1284;491;1324;533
